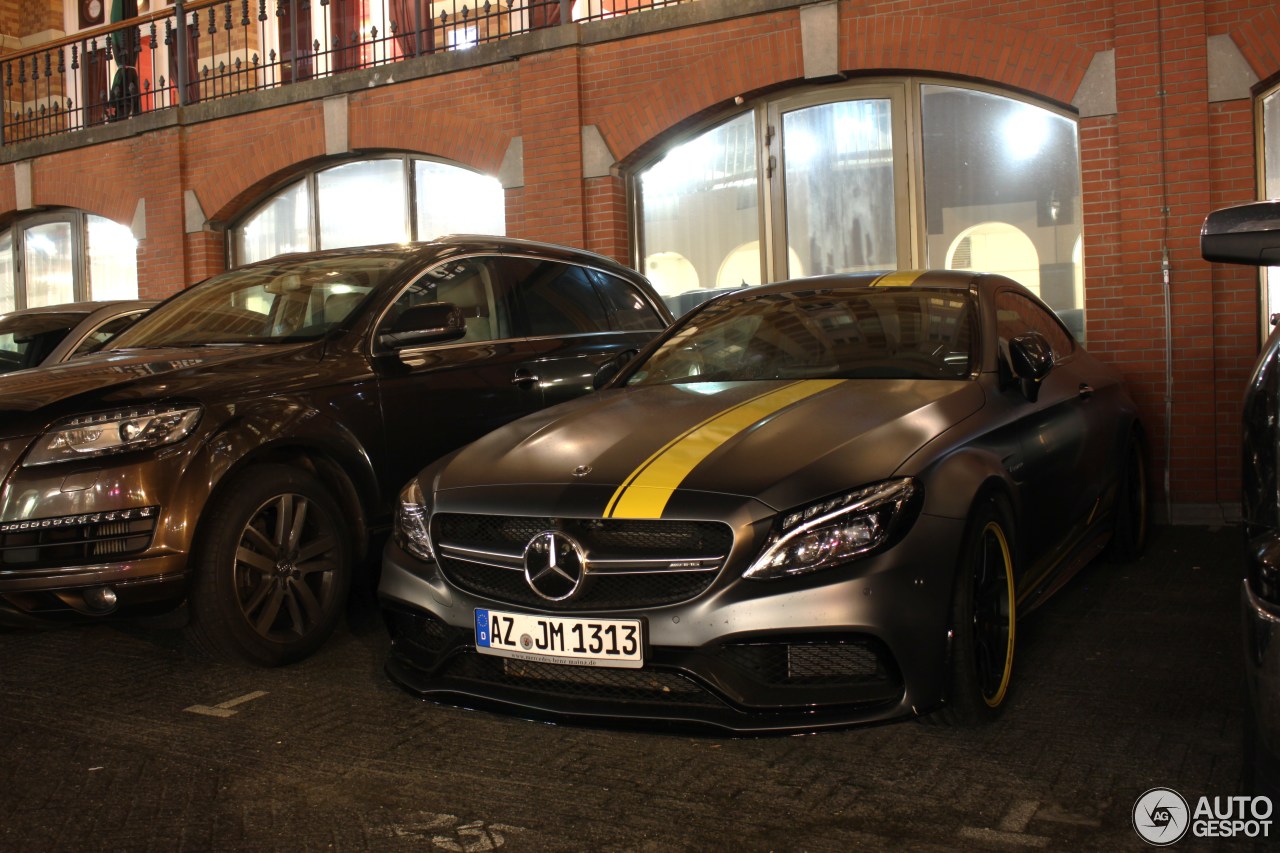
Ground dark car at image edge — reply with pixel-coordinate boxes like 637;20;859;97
1201;200;1280;800
0;236;671;665
379;269;1149;732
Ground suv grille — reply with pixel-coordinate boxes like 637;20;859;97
432;514;733;610
0;507;159;568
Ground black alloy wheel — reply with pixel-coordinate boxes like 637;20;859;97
188;464;351;666
931;494;1016;725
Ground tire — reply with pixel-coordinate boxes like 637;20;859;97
933;494;1017;726
186;464;351;666
1108;430;1150;562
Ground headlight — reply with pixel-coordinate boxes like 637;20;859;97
744;478;919;580
394;479;434;562
23;405;203;467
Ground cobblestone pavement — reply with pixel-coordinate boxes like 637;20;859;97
0;526;1260;852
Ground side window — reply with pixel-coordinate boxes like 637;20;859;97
994;290;1074;360
70;311;147;357
385;257;509;343
589;270;667;332
496;258;611;336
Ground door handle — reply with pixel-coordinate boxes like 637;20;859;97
1078;383;1094;399
512;368;540;386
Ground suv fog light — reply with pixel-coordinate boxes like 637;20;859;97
83;586;118;613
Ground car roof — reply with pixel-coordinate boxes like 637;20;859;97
724;269;989;298
244;236;650;283
0;299;159;321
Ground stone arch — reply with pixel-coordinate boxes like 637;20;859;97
1230;7;1280;81
596;13;1094;164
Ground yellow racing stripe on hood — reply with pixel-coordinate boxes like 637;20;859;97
604;379;845;519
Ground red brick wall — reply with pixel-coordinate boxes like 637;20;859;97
3;0;1276;514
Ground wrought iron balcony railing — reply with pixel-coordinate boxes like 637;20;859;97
1;0;690;145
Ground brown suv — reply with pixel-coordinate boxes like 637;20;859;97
0;237;670;664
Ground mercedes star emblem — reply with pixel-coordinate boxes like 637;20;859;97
523;530;587;601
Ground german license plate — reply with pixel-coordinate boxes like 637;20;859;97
474;609;643;668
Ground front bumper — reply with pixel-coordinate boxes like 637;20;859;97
0;435;206;622
378;512;967;734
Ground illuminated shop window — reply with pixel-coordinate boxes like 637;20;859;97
233;155;505;266
0;212;138;312
636;80;1084;333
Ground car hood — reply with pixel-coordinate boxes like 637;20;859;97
434;378;985;515
0;343;326;437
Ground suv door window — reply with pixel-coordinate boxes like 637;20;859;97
384;257;511;344
589;270;668;332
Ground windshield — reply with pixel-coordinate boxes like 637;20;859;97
627;288;976;385
111;253;411;348
0;312;84;374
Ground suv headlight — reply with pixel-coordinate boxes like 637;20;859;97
744;479;919;580
23;405;203;467
395;479;434;562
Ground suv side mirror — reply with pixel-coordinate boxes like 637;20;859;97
593;349;639;389
1008;331;1053;403
378;302;467;349
1201;201;1280;266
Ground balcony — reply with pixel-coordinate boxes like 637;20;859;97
0;0;695;146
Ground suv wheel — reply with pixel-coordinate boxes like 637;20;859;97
187;464;351;666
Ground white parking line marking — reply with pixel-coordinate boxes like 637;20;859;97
959;800;1051;848
184;690;269;718
1000;799;1041;832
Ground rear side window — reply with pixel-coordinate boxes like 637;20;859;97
590;270;667;332
71;311;147;357
500;259;612;336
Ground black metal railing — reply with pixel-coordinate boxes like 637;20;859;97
1;0;693;145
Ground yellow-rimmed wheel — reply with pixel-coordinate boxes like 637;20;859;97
933;493;1016;725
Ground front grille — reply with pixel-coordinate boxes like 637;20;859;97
441;651;727;708
0;507;159;568
716;638;893;687
432;514;733;610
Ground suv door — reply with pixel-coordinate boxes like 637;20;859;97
374;256;544;498
501;257;669;407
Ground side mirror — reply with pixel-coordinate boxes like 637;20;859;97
378;302;467;349
1201;201;1280;266
593;348;639;389
1008;332;1053;403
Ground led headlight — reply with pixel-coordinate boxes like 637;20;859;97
23;405;203;467
744;478;919;580
394;479;434;562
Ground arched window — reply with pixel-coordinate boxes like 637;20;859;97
635;80;1084;327
232;155;506;266
0;211;138;313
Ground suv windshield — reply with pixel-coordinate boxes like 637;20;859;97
628;288;976;385
111;253;411;348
